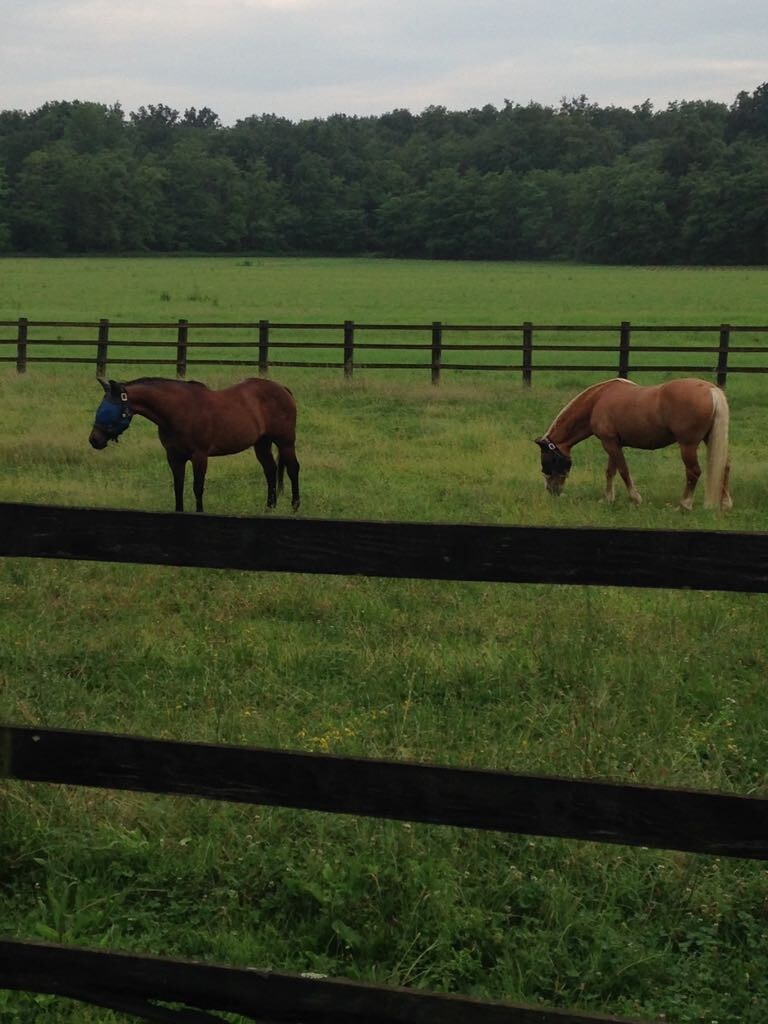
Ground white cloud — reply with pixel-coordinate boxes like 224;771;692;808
0;0;766;122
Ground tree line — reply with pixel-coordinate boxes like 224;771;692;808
0;85;767;264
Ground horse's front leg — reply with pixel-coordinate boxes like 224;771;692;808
600;439;641;505
191;452;208;513
165;449;187;512
678;442;702;511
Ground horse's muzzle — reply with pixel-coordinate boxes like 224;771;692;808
89;428;108;450
545;475;567;496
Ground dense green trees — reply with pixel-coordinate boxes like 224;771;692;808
0;87;766;263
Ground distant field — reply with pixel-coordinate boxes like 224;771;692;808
2;255;768;324
3;255;768;383
2;257;768;1024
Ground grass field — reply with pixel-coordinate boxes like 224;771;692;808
2;255;768;325
2;257;768;1023
3;254;768;381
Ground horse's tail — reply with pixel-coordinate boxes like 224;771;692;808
705;387;730;509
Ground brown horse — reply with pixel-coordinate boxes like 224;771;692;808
89;376;300;512
535;378;732;510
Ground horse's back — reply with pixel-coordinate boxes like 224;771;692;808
657;377;716;407
215;377;293;410
657;378;719;436
232;377;297;436
592;378;717;448
188;378;296;455
242;377;295;412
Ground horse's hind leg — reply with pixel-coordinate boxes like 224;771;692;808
604;455;618;503
255;437;278;508
277;444;301;511
721;457;733;511
679;442;702;511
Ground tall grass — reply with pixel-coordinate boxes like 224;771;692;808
2;258;768;1023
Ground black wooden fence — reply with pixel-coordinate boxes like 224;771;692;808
3;501;768;1023
1;938;647;1024
3;318;768;386
3;500;768;591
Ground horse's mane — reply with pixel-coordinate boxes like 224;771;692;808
545;378;636;435
127;377;210;390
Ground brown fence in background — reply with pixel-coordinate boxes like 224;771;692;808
3;318;768;385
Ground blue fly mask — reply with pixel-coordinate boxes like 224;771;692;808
93;386;133;441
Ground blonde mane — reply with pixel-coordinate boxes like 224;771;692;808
545;378;636;435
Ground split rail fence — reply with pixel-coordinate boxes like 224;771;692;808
3;318;768;385
3;501;768;1023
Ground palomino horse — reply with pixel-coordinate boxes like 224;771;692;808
89;377;300;512
535;378;732;510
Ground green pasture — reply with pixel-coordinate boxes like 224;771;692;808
2;255;768;324
2;255;768;379
2;257;768;1024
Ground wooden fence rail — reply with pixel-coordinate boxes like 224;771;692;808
0;940;648;1024
4;725;768;859
2;318;768;386
2;500;768;593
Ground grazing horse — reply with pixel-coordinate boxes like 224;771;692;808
535;378;732;510
89;376;300;512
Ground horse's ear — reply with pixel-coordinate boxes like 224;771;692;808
96;376;110;393
534;437;548;450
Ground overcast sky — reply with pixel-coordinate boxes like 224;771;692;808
1;1;767;124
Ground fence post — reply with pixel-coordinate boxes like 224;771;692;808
717;324;731;389
96;319;109;378
258;320;270;376
343;320;354;379
431;321;442;385
176;319;188;379
16;317;28;374
522;321;533;387
618;321;631;379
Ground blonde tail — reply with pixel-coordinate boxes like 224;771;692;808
705;388;730;509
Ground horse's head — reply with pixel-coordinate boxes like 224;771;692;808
535;437;572;496
90;377;133;449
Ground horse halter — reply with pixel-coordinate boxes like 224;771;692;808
538;437;573;476
94;387;133;441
